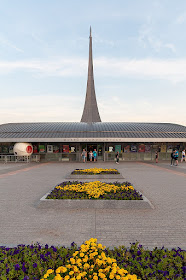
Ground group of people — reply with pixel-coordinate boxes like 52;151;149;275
155;149;185;166
81;149;97;163
170;149;179;166
171;149;185;166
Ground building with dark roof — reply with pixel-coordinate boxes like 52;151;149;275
0;28;185;162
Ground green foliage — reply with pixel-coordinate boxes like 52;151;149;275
0;242;185;279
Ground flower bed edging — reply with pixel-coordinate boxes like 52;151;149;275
71;168;120;175
38;191;154;209
66;174;124;179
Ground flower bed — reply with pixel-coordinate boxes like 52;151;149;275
0;239;185;280
41;238;140;280
71;168;120;175
46;181;142;200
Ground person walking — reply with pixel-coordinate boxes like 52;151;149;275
174;149;179;166
155;151;159;163
89;150;93;162
93;149;97;162
115;151;119;164
81;149;87;163
171;150;175;166
181;149;185;162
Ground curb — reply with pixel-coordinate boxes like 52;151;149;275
66;174;124;179
38;191;154;210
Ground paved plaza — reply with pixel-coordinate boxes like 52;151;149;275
0;161;186;249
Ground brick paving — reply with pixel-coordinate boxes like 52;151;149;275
0;161;185;249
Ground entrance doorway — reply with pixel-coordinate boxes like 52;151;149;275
81;143;104;161
87;144;97;162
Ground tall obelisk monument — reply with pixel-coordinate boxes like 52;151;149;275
81;27;101;123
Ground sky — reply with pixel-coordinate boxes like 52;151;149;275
0;0;186;126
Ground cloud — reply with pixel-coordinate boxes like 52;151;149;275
0;57;87;76
0;56;186;82
95;57;186;82
31;32;48;46
1;92;186;126
99;97;186;126
0;35;24;53
176;12;186;24
0;95;82;124
138;25;176;53
94;35;115;47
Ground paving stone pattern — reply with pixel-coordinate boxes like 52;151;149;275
0;161;185;249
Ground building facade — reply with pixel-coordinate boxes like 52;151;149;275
0;28;186;162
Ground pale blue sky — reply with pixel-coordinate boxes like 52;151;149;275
0;0;186;125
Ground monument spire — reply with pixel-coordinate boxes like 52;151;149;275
81;27;101;123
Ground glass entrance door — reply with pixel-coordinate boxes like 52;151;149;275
81;143;104;161
97;144;103;161
87;144;97;161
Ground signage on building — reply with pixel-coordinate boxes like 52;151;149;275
161;144;167;153
138;144;145;153
115;145;121;153
124;145;130;153
71;146;75;153
109;146;113;152
63;145;69;153
131;145;137;152
47;145;53;153
145;145;151;152
39;145;45;153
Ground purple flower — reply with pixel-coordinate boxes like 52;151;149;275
6;268;10;274
22;266;27;273
14;264;20;270
33;263;37;268
52;246;57;252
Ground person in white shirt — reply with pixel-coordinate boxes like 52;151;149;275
181;149;185;162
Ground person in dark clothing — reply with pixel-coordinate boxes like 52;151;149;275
115;151;119;164
171;150;175;166
155;151;159;163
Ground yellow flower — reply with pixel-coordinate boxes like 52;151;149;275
99;272;106;279
73;266;79;272
41;238;140;280
109;273;115;279
56;267;61;274
54;274;62;280
73;251;79;257
84;263;90;269
70;258;76;264
66;264;71;269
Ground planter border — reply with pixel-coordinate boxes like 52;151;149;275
66;174;124;179
38;191;154;209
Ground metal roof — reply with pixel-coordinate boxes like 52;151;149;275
0;122;186;142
